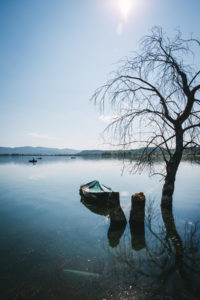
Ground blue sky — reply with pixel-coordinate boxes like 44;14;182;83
1;0;200;150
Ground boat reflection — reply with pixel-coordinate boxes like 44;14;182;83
81;192;147;250
81;194;127;248
81;193;200;299
81;197;109;216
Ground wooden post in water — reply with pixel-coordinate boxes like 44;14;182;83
129;192;146;251
107;191;127;247
129;193;146;222
108;192;126;224
107;192;120;208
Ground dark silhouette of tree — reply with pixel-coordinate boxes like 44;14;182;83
92;27;200;209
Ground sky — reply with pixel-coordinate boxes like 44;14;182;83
0;0;200;150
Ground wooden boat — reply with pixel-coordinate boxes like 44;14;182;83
80;180;112;200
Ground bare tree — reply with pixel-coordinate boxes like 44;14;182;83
92;27;200;209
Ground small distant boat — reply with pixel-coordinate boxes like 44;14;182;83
37;157;42;159
29;158;37;163
80;180;112;200
71;156;76;159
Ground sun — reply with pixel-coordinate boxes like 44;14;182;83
108;0;135;22
118;0;133;21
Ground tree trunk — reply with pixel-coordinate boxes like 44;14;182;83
161;206;199;298
161;126;183;209
161;206;184;267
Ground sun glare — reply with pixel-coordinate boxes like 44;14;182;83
108;0;137;23
118;0;133;21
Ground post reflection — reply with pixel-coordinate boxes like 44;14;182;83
107;221;126;248
81;193;200;298
106;200;200;299
81;193;127;248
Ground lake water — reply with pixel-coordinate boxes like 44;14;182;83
0;156;200;299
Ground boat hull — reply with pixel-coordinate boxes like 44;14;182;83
80;189;111;205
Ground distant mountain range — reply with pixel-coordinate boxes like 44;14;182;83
77;150;105;156
0;147;171;156
1;146;199;157
0;147;79;155
77;148;160;156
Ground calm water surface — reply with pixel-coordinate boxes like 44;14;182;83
0;156;200;299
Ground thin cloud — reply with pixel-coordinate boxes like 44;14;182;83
28;132;51;139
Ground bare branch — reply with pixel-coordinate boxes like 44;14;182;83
92;27;200;208
189;70;200;86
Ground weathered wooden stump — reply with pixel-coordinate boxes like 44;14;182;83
129;192;146;251
108;192;127;228
129;192;146;223
109;205;127;226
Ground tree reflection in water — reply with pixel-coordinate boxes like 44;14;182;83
106;200;200;299
81;195;200;299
